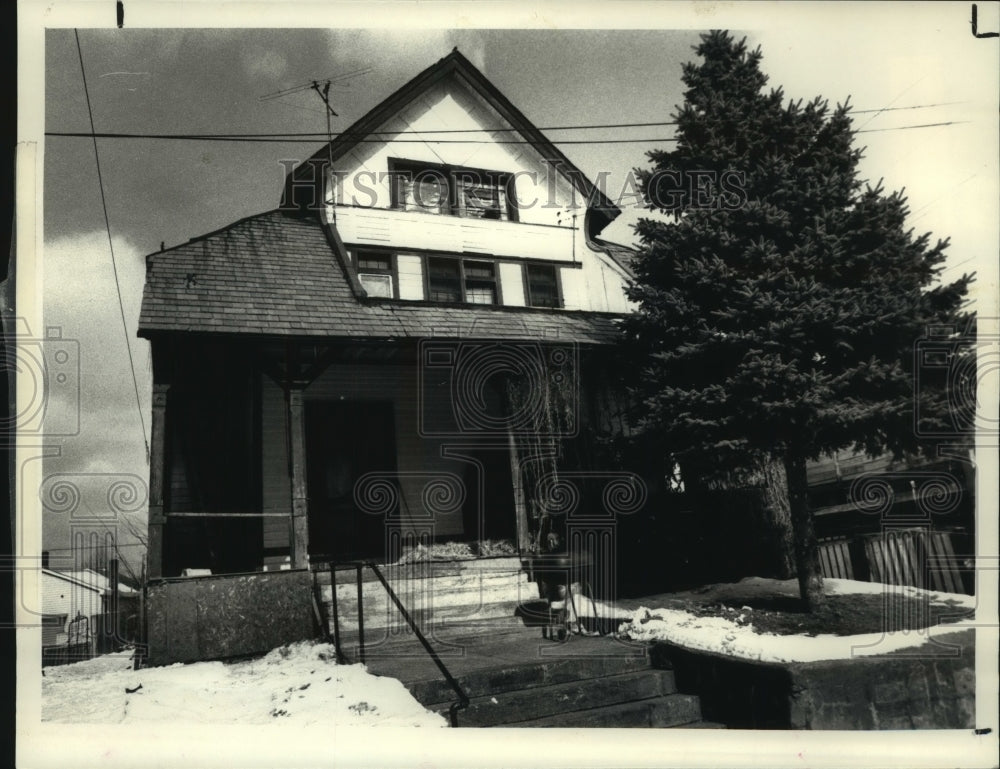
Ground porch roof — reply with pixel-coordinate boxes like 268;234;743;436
138;209;624;344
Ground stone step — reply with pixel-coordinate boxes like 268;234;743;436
409;650;654;705
503;693;705;728
426;670;678;727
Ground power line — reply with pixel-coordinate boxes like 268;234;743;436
856;121;969;134
44;120;969;145
74;30;150;464
46;100;963;142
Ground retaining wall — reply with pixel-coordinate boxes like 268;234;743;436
650;629;975;729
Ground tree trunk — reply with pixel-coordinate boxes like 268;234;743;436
749;455;796;580
783;452;825;610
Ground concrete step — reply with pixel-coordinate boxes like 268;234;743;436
321;570;531;605
326;598;522;632
427;670;678;727
410;650;655;705
503;693;705;728
314;557;526;584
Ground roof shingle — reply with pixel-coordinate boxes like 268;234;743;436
138;210;624;345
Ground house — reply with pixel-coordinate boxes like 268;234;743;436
138;50;977;667
138;50;644;662
41;566;138;660
40;569;105;646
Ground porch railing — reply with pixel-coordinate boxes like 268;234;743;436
324;560;469;727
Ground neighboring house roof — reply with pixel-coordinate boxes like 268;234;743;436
281;48;622;235
139;210;624;344
41;569;103;594
42;569;137;595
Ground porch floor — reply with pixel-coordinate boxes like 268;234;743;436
346;616;649;687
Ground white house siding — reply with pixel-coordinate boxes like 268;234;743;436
582;252;634;313
323;76;633;313
40;571;103;638
498;262;526;306
558;265;586;311
396;253;425;300
335;208;576;262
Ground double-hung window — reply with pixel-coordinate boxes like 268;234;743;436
391;159;516;222
524;263;561;308
355;251;395;298
427;257;498;305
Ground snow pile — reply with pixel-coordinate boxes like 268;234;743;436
42;641;447;727
618;579;976;663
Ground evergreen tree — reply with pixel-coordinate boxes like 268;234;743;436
624;31;973;608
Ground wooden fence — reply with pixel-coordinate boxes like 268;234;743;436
818;529;971;594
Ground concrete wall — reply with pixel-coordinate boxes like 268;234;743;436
651;630;975;730
146;569;315;666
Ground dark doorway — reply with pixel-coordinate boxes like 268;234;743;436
460;447;518;545
306;401;398;561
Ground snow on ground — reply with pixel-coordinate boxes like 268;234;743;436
42;641;447;726
618;579;977;664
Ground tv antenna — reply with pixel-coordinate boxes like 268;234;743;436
259;67;372;209
257;66;373;103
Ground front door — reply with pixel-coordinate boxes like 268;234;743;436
306;401;397;561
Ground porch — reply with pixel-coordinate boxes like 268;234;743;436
145;332;634;580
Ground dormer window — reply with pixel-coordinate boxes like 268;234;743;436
525;263;562;308
390;159;517;222
354;250;395;298
427;256;498;305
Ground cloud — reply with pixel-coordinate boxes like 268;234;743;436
324;29;454;79
40;230;152;563
242;46;289;80
446;30;487;71
43;230;149;409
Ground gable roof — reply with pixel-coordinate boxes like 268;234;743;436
281;49;621;234
138;209;624;344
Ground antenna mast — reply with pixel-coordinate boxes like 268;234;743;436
310;81;338;208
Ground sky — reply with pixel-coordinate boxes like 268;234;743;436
24;3;1000;581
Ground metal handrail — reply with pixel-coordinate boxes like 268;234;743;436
327;565;346;664
323;559;469;726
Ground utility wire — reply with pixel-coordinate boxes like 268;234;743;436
45;101;964;142
74;30;150;465
45;120;968;145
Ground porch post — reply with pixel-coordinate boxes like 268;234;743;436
147;383;169;579
508;430;532;552
288;387;309;568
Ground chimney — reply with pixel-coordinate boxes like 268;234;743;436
41;550;49;569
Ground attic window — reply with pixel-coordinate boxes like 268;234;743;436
390;159;517;222
355;250;395;298
525;264;561;308
427;257;498;305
